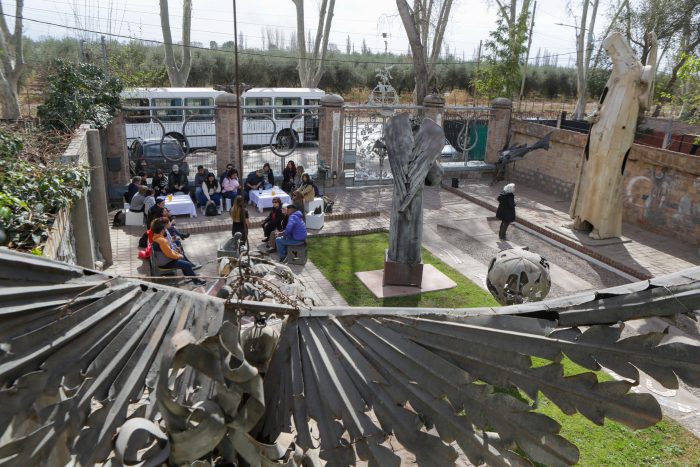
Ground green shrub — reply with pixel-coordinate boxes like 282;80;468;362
37;60;123;132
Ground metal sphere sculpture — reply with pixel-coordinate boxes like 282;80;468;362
486;247;552;305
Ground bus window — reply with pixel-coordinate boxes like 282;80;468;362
274;97;301;119
153;98;183;122
185;97;214;121
123;98;150;123
244;97;272;119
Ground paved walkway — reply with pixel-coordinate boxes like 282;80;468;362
105;183;700;438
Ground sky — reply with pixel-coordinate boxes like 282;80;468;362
9;0;612;69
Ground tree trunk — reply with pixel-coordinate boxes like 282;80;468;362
0;0;24;119
397;0;429;105
159;0;192;87
0;76;20;119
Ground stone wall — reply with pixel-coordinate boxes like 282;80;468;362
509;120;700;246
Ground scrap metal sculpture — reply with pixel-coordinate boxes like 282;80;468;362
570;32;657;239
492;132;551;184
1;248;700;466
383;113;445;287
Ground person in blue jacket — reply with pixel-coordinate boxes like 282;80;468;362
274;204;307;261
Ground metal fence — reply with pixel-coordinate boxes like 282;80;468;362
443;106;491;162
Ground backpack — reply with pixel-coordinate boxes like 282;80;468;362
205;201;219;216
113;210;125;227
138;232;149;248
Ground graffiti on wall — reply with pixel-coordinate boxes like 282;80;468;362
625;168;700;234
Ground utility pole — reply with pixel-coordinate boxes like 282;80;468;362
79;39;86;63
100;36;108;76
232;0;243;174
518;1;536;112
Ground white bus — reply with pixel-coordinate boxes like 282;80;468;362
121;87;324;150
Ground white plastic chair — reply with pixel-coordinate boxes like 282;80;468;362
306;197;324;230
125;210;144;226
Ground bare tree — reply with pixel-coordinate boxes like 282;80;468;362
396;0;454;105
0;0;24;119
292;0;336;88
159;0;192;87
573;0;601;120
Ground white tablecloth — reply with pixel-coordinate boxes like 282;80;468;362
249;187;291;212
164;195;197;217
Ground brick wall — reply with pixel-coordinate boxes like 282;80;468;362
510;120;700;246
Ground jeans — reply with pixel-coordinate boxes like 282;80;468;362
499;221;510;239
163;259;196;276
197;191;221;208
275;237;304;259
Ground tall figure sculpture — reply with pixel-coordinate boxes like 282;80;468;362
570;32;657;239
383;113;444;287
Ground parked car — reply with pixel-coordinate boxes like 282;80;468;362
129;137;188;177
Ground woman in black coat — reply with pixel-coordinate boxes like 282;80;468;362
496;183;516;240
261;197;284;241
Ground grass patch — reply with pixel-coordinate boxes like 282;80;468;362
533;357;700;466
307;232;499;308
308;233;700;465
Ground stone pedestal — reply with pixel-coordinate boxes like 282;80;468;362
383;250;423;287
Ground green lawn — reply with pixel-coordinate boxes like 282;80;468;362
307;232;499;308
308;233;700;466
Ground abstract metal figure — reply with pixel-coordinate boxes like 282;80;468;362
492;132;551;184
1;249;700;466
570;32;657;239
383;113;445;286
369;65;400;105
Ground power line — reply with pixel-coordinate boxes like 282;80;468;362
2;11;581;66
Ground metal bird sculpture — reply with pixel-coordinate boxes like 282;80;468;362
492;132;552;184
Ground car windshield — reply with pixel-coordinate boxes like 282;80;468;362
143;141;183;158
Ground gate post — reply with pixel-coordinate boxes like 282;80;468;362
485;97;512;163
215;93;242;175
423;93;445;127
318;94;344;185
103;111;129;190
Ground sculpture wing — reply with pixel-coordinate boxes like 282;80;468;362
384;113;414;201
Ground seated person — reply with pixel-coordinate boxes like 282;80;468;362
193;165;210;203
266;203;288;251
219;163;234;186
198;172;222;209
292;165;305;191
143;188;157;214
151;219;205;285
294;173;316;212
243;169;265;201
160;217;199;268
168;164;189;194
221;168;240;204
129;186;147;212
151;169;169;197
274;204;307;262
282;160;296;193
261;197;283;242
262;162;274;189
147;198;190;239
125;176;141;203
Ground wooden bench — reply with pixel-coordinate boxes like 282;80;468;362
284;242;307;266
148;247;181;277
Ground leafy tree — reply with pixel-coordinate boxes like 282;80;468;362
37;60;123;132
475;4;530;99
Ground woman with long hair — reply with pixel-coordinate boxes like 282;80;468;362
295;173;316;212
151;169;168;197
282;160;296;193
221;168;240;205
230;194;249;243
292;165;305;191
261;197;283;242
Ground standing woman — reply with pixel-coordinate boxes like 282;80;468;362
496;183;516;240
282;160;296;193
230;195;250;244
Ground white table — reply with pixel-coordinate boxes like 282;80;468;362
164;194;197;218
249;187;291;213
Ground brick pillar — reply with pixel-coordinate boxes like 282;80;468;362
423;93;445;127
215;93;242;175
486;98;512;164
103;111;129;189
318;94;344;184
